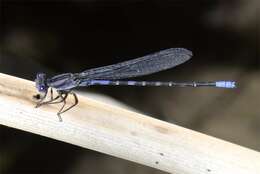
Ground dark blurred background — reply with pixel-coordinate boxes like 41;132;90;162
0;0;259;174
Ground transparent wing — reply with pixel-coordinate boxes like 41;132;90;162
77;48;192;80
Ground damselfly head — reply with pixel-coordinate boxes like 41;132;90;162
35;73;48;93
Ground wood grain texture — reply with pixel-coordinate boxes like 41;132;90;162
0;73;259;174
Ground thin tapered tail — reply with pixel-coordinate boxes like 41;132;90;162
87;80;236;88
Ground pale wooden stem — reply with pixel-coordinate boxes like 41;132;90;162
0;73;259;174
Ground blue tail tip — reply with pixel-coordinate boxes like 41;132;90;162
216;81;236;88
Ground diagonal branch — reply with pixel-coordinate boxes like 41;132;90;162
0;73;259;174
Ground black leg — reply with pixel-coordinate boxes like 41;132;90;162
50;88;53;100
36;89;78;122
36;88;59;107
36;94;61;107
58;92;78;115
46;93;67;104
36;89;69;107
57;93;68;122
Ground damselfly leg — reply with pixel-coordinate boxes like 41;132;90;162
35;88;59;107
35;89;78;121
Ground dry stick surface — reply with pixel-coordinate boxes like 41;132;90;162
0;73;259;174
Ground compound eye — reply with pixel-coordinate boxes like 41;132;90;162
39;85;46;92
